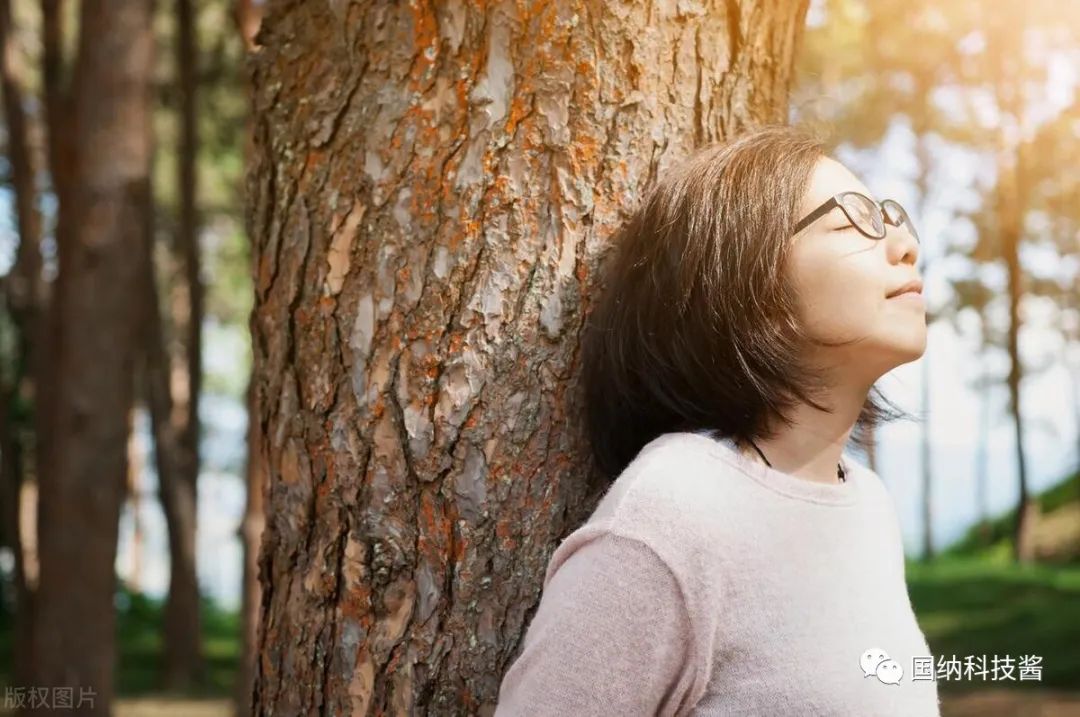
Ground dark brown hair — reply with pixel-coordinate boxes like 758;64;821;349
581;124;913;480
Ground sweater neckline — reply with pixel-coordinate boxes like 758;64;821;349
687;429;861;506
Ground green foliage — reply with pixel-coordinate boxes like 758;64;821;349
152;0;251;333
113;587;240;697
0;582;241;698
907;554;1080;691
940;471;1080;560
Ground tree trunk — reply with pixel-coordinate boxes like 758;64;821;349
151;0;206;689
36;0;72;505
920;351;933;559
142;186;204;693
237;369;267;715
126;407;145;592
1003;145;1036;561
913;127;934;561
992;50;1035;562
1068;293;1080;511
247;1;809;713
0;389;32;688
235;3;265;712
0;0;45;685
28;1;154;713
974;362;992;546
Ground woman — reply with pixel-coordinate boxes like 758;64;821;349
494;125;941;716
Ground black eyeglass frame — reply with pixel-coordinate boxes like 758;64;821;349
793;190;919;242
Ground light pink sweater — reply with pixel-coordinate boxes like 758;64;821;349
495;430;942;716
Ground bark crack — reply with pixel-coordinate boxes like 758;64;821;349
725;0;742;70
319;518;349;713
694;23;704;146
312;58;366;150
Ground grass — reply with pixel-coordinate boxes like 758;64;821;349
906;555;1080;692
112;589;240;697
941;472;1080;561
905;469;1080;694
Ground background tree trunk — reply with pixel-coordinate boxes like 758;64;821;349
29;1;155;713
0;0;45;686
248;1;808;713
36;0;71;504
913;124;934;561
154;0;206;689
989;30;1036;563
235;3;264;711
237;368;267;715
141;173;204;693
125;407;145;592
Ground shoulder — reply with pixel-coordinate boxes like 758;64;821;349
581;431;737;546
535;431;729;711
842;457;908;544
547;430;734;611
843;456;896;510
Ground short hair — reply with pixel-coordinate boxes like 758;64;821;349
580;124;912;481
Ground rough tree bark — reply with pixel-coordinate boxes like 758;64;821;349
247;1;808;713
28;1;154;713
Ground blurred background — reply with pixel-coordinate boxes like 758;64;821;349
0;0;1076;714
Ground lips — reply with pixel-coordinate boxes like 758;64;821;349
886;279;923;299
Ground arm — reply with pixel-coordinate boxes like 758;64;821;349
494;529;698;717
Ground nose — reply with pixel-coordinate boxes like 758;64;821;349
885;223;919;267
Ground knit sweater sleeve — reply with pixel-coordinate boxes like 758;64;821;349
494;527;698;717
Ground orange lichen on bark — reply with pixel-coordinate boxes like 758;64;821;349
298;148;327;194
575;258;588;283
406;2;439;92
569;131;600;174
504;78;534;137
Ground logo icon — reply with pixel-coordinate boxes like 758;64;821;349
860;647;904;684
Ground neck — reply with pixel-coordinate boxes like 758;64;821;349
739;382;866;485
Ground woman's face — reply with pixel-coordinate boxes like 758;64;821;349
788;156;926;383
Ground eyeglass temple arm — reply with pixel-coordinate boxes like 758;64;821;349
793;196;840;235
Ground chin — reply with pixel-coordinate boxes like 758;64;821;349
892;335;928;365
864;331;927;374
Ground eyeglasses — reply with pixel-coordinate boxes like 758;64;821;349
793;191;919;243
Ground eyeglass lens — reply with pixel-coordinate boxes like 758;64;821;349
883;199;919;242
841;193;885;236
839;193;919;242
